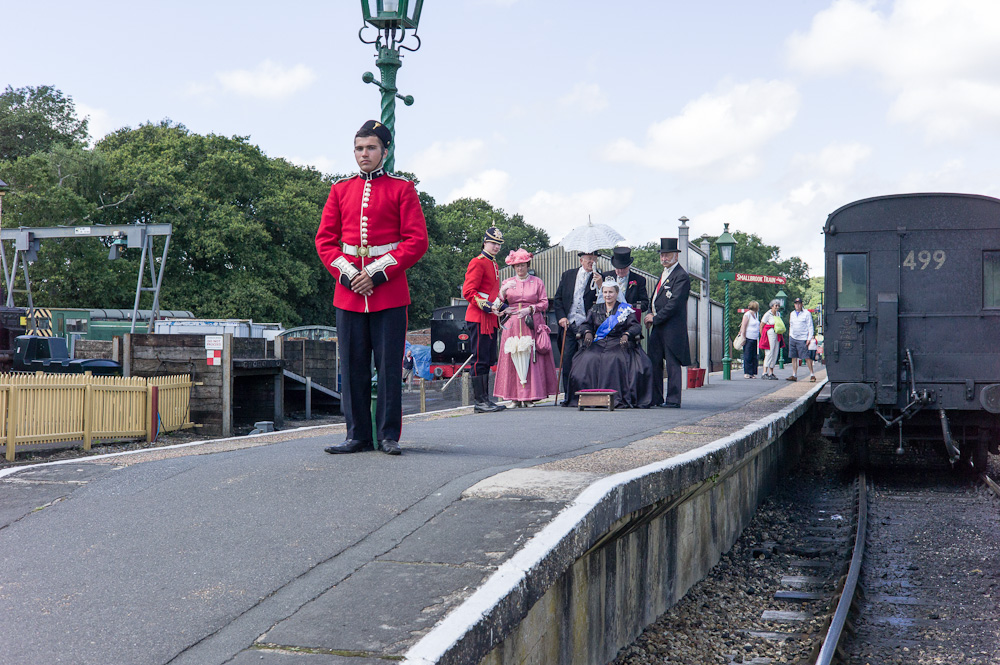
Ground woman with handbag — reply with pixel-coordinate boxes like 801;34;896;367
758;299;784;380
736;301;760;379
494;249;559;406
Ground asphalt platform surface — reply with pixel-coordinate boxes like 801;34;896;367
0;369;821;664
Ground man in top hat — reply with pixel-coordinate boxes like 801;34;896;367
644;238;692;408
315;120;429;455
463;227;508;413
601;246;650;317
553;251;600;406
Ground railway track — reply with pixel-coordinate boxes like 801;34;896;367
819;469;1000;664
613;433;1000;665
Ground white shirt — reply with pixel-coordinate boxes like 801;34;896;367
788;308;814;341
652;263;677;315
569;267;593;325
743;311;760;340
615;274;628;304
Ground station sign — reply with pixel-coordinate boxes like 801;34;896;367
735;273;786;285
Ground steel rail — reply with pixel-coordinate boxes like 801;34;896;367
982;473;1000;499
815;471;867;665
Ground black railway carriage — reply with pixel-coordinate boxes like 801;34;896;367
822;193;1000;470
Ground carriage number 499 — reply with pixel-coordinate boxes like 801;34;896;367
902;250;946;270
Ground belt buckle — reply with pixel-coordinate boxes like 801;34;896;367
358;245;369;257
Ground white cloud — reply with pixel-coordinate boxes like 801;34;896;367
788;0;1000;139
519;188;634;242
791;142;872;179
75;102;115;145
559;83;608;113
446;169;511;204
603;80;799;179
410;139;487;180
216;60;317;100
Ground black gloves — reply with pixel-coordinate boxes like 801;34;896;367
583;332;594;348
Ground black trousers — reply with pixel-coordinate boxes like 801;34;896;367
648;327;682;406
558;327;580;400
467;323;498;377
336;305;407;442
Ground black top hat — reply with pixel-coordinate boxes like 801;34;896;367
357;119;392;148
483;226;504;245
611;246;633;269
659;238;679;253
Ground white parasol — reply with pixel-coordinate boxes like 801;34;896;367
504;315;535;384
558;216;625;254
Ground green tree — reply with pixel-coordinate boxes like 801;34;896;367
425;197;550;315
632;232;812;310
0;86;89;161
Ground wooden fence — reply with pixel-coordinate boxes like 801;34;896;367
2;373;196;461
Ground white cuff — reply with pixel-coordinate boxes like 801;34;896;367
332;256;360;280
364;253;398;280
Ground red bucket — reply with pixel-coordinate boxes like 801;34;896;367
697;368;706;387
686;368;698;388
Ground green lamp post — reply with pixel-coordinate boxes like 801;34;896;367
774;288;788;369
359;0;423;173
715;223;737;380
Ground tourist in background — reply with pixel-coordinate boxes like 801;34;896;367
758;299;782;380
738;301;760;379
786;297;816;382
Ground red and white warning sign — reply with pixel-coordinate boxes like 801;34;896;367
207;349;222;366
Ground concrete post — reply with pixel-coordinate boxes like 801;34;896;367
419;378;426;413
461;370;470;407
700;240;711;381
678;218;690;275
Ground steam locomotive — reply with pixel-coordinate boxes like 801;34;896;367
821;193;1000;470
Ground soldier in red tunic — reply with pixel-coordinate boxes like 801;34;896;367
315;120;429;454
463;227;508;413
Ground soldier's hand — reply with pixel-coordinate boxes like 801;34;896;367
351;272;375;296
558;317;569;329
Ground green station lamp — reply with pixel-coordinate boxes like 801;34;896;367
359;0;423;173
715;223;737;380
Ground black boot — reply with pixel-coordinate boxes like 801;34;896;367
473;375;502;413
482;374;506;410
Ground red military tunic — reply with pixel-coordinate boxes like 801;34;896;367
463;252;501;334
315;169;429;313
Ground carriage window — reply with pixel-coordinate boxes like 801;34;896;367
837;253;867;310
986;251;1000;308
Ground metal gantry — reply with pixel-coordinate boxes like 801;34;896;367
0;224;172;333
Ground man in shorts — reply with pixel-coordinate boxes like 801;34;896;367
786;297;816;382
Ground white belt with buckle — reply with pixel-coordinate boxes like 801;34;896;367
342;241;399;258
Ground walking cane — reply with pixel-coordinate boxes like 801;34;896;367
441;354;474;392
553;323;569;406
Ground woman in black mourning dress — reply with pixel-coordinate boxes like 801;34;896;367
566;279;655;408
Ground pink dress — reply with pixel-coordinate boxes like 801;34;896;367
493;275;560;401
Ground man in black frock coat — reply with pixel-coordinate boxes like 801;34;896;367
601;246;650;318
644;238;692;407
553;252;599;405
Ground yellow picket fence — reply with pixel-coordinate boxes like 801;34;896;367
1;373;196;461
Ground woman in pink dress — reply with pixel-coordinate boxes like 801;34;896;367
494;248;559;406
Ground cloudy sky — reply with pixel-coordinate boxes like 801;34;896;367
6;0;1000;276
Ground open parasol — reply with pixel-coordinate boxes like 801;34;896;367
503;315;535;385
558;216;625;254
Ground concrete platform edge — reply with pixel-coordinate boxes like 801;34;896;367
403;379;828;665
